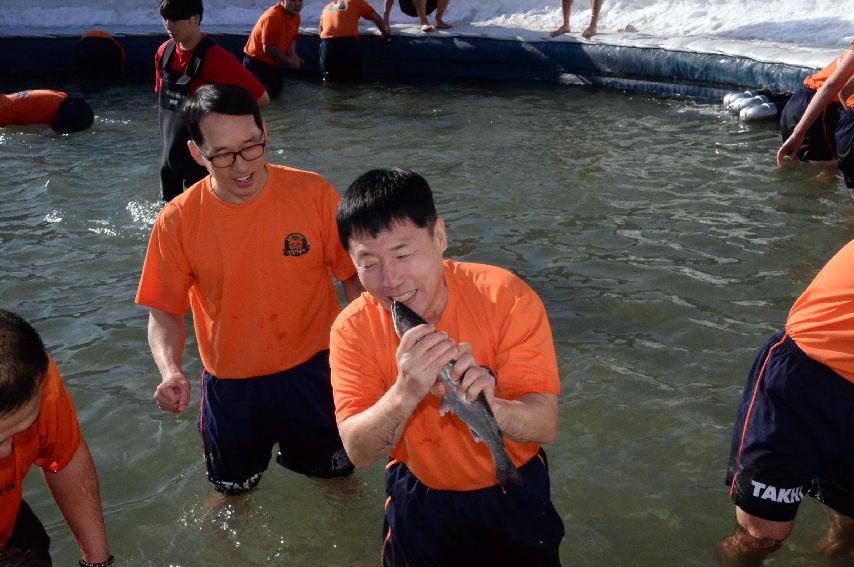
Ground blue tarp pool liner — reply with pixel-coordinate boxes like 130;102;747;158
0;32;818;100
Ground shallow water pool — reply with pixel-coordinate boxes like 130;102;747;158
1;76;853;565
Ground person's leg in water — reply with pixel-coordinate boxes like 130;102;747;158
716;507;791;566
817;505;854;559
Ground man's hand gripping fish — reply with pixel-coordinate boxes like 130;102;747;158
391;300;523;492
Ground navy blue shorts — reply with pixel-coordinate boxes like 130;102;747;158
2;500;51;565
199;350;353;495
780;87;854;187
382;449;564;566
319;37;362;82
726;332;854;522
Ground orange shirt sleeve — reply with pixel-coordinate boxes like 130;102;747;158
135;203;194;315
33;358;82;473
318;181;358;283
786;239;854;382
259;11;283;47
330;301;392;425
493;284;561;400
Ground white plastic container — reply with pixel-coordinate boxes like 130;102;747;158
740;102;778;121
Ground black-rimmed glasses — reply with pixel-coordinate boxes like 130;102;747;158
202;142;266;168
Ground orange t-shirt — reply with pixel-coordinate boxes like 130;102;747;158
330;260;561;491
0;357;81;547
244;4;301;65
0;90;67;127
319;0;376;39
786;239;854;382
136;164;357;379
803;40;854;109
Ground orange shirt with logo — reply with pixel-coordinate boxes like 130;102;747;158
244;4;301;65
803;40;854;109
787;239;854;383
136;164;357;378
319;0;376;39
0;358;81;547
330;260;561;491
0;91;67;127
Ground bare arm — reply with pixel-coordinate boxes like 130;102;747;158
341;275;364;303
778;49;854;165
492;393;558;443
454;349;559;444
262;43;290;65
338;324;456;467
262;43;302;69
148;308;191;413
44;439;111;564
369;12;391;38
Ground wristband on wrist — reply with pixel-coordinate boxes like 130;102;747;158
79;554;114;567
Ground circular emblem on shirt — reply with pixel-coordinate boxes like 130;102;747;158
283;232;310;256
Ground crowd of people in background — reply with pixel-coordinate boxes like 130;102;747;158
5;1;854;566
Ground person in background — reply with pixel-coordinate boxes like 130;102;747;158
242;0;304;99
383;0;450;33
549;0;603;39
74;30;126;81
0;310;112;567
718;239;854;565
777;41;854;193
137;84;363;498
155;0;269;202
319;0;389;82
330;168;564;566
0;90;93;134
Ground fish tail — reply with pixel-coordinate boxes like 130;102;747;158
495;453;524;494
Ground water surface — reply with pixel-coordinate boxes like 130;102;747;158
1;77;852;566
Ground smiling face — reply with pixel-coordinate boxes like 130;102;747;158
0;394;40;460
188;112;269;204
348;218;448;323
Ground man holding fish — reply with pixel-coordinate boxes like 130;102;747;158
329;168;564;566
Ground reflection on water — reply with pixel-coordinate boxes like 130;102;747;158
1;77;852;565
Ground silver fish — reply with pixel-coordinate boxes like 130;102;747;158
391;300;523;492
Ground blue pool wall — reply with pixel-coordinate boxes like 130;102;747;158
1;33;817;100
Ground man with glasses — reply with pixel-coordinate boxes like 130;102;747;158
136;84;363;496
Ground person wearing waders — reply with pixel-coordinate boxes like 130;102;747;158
155;0;269;202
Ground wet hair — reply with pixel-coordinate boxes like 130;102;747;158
184;84;263;147
160;0;203;23
337;168;437;251
51;96;94;134
0;310;48;416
